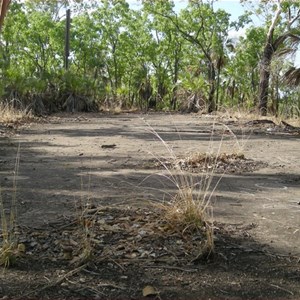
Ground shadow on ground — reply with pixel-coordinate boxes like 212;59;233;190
0;113;299;299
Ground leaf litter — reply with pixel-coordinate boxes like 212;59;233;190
19;206;212;266
145;152;267;174
1;204;299;299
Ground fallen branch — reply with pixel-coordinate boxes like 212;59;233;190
269;283;294;295
19;263;87;299
144;264;198;273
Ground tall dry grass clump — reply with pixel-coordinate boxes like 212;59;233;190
145;121;224;257
0;102;33;124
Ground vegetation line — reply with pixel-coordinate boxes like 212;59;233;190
0;1;299;117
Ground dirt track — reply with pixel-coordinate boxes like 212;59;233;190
0;112;299;299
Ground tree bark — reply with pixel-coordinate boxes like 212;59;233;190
0;0;11;32
207;60;216;113
258;1;281;116
258;42;273;115
171;54;179;110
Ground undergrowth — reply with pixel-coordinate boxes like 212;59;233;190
218;106;300;128
0;102;34;124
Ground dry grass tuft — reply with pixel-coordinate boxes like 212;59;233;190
145;120;224;258
164;187;208;231
0;145;24;268
0;102;34;124
161;186;215;258
217;106;300;127
278;116;300;127
216;107;260;122
70;174;96;266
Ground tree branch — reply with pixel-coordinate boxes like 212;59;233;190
288;8;300;28
266;0;281;42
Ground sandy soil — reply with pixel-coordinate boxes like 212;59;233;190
0;112;299;299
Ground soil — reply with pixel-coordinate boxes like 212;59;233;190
0;112;299;299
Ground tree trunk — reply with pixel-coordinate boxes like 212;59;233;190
208;84;215;113
251;69;257;106
215;58;222;111
207;61;216;113
273;74;280;116
258;43;273;115
258;1;281;116
0;0;10;32
171;55;179;110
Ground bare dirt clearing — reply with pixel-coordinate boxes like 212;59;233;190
0;112;299;299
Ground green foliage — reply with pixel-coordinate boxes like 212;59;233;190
222;26;266;107
0;0;299;115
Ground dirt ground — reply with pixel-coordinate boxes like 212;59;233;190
0;112;299;299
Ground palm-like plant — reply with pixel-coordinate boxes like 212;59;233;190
280;31;300;86
284;66;300;86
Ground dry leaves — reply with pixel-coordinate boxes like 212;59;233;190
147;152;267;174
142;285;159;297
13;206;211;268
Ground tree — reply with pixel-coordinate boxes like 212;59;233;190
142;0;184;110
0;1;67;112
256;0;300;115
155;0;230;113
223;26;265;108
91;0;139;103
2;0;298;116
